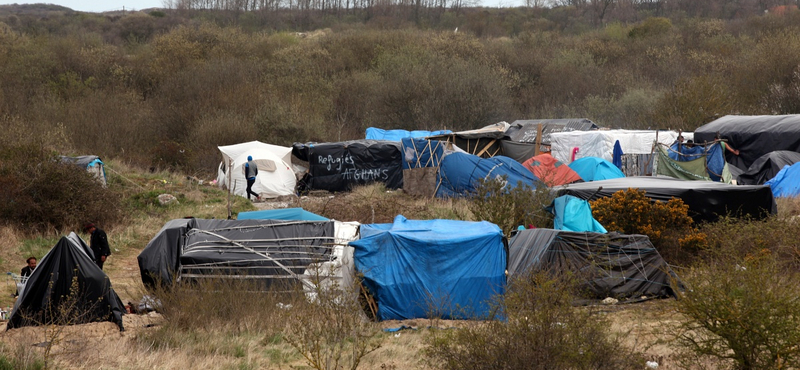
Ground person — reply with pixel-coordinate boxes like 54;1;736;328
685;139;695;148
20;257;36;277
243;155;260;201
715;134;740;156
84;223;111;270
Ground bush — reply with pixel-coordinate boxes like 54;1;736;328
590;188;706;264
0;144;122;233
470;177;553;236
425;271;644;370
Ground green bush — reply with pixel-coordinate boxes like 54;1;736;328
628;17;672;38
470;177;554;236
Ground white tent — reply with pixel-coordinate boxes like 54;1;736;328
550;130;692;164
217;141;296;198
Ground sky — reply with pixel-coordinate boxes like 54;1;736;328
0;0;521;13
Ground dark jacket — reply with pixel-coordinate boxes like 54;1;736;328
90;228;111;262
20;266;33;277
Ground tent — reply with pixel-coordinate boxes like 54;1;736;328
568;157;625;182
555;177;776;222
436;153;540;198
549;195;607;233
292;140;403;192
351;216;506;320
765;163;800;198
655;142;731;183
8;232;125;331
138;219;339;290
522;153;582;186
737;151;800;185
60;155;107;186
365;127;451;141
216;141;296;198
694;115;800;171
238;208;329;221
507;229;677;300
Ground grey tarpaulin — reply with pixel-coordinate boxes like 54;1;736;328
138;218;193;288
507;229;678;300
737;151;800;185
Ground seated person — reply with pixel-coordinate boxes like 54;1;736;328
15;257;36;297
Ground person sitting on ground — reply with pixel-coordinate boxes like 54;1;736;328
15;256;36;297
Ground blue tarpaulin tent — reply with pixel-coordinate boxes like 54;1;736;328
765;163;800;198
550;195;607;233
568;157;625;182
237;208;329;221
436;153;539;198
351;215;506;320
366;128;452;141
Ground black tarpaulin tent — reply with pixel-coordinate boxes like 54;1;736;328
507;229;677;300
8;233;125;331
138;219;336;289
694;115;800;171
736;151;800;185
555;176;776;222
292;140;403;192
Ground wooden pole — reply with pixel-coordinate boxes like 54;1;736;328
534;123;543;156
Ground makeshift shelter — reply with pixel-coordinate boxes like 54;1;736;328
507;229;677;300
556;177;776;222
737;151;800;185
549;195;607;233
694;115;800;171
655;142;731;183
436;153;540;198
522;153;582;186
8;232;125;331
60;155;107;186
216;141;296;198
400;138;463;197
765;163;800;198
292;140;403;192
238;208;329;221
138;219;344;290
365;127;451;141
427;122;511;159
550;130;685;176
568;157;625;182
351;216;506;320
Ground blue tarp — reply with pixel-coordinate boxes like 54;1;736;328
568;157;625;182
550;195;607;233
237;208;329;221
765;163;800;198
612;140;623;170
366;128;452;141
351;215;506;320
400;138;446;170
667;142;727;182
436;153;539;198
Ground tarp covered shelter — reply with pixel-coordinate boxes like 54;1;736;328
60;155;107;186
765;163;800;198
351;216;506;320
436;153;540;198
365;127;452;141
694;115;800;171
216;141;296;198
736;151;800;185
8;232;125;331
555;177;776;222
507;229;677;300
292;140;403;192
549;195;607;233
568;157;625;182
522;153;582;186
655;142;731;183
400;138;460;197
138;219;338;290
238;208;329;221
427;122;510;159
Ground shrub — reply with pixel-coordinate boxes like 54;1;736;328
425;271;644;370
470;177;553;236
590;188;706;264
699;216;800;268
628;17;672;38
673;252;800;370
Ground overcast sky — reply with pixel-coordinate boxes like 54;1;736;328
0;0;521;13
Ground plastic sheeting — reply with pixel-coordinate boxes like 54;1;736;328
507;229;677;299
550;195;607;233
555;177;776;222
550;130;683;164
568;157;625;182
9;233;125;331
365;128;451;141
737;151;800;185
138;219;193;288
60;155;107;186
436;153;540;198
238;208;329;221
522;153;582;186
765;163;800;198
293;140;403;192
351;216;506;320
694;115;800;171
